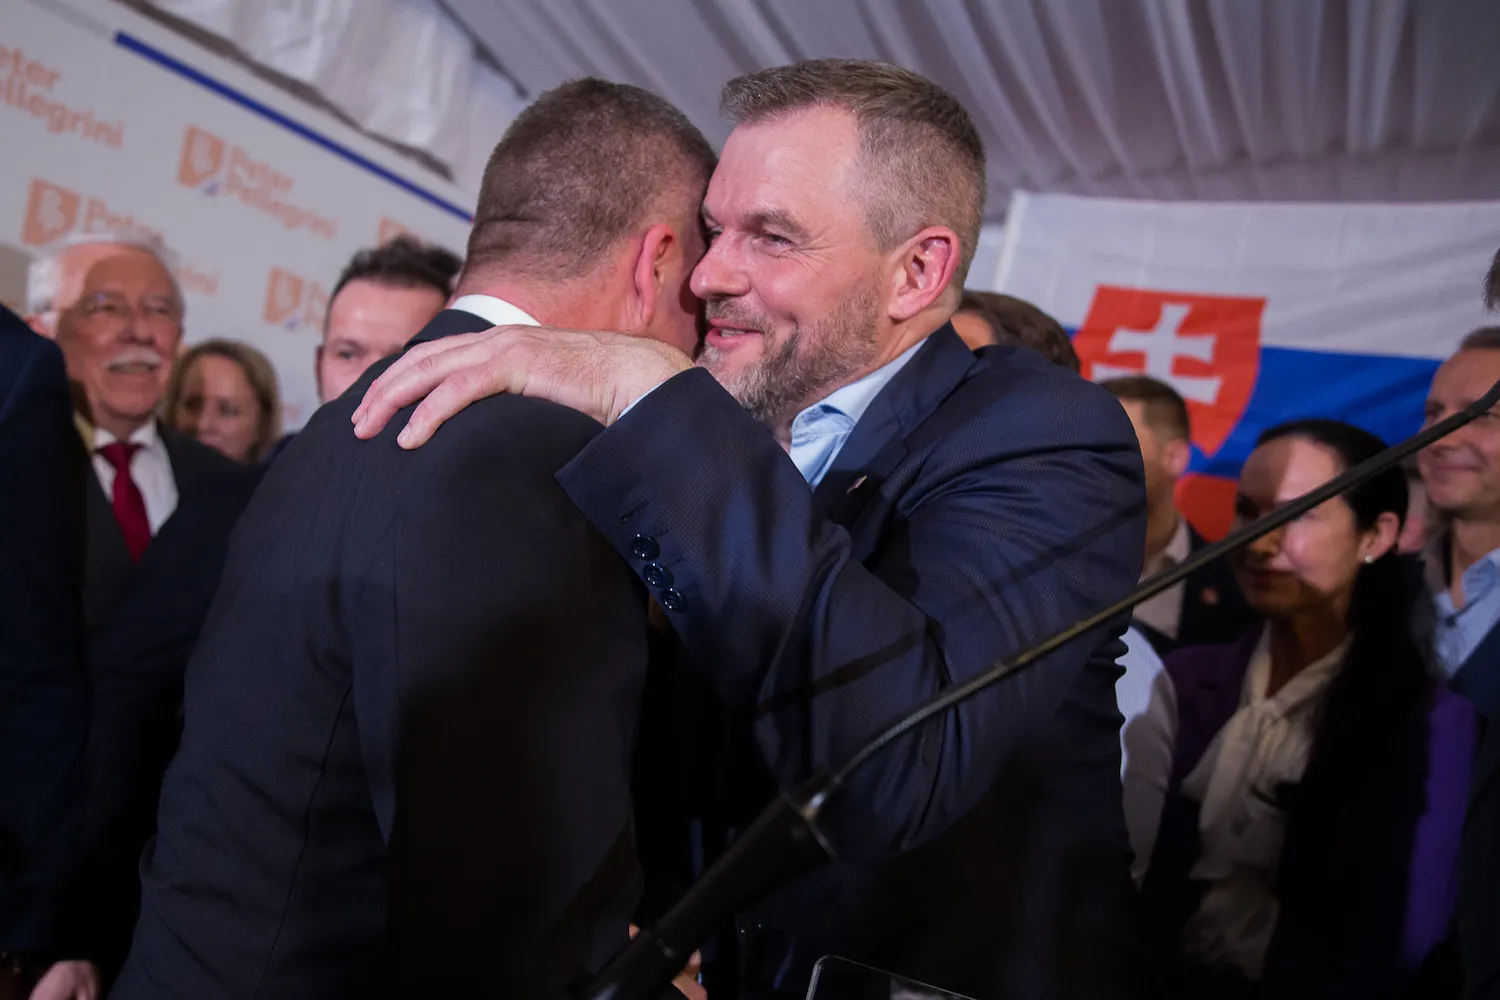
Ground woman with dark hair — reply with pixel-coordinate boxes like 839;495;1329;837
1132;419;1478;999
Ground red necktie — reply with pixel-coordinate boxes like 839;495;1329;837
97;441;151;561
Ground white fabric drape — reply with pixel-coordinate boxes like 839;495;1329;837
144;0;1500;219
444;0;1500;219
144;0;526;202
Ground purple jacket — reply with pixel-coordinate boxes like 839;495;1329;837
1142;632;1478;989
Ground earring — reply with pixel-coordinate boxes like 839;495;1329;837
1364;555;1375;564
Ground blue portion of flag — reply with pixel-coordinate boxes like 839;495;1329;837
1059;325;1441;480
1189;347;1439;476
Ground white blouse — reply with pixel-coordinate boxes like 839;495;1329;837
1177;628;1348;979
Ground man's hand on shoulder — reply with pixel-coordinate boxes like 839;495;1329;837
351;325;692;448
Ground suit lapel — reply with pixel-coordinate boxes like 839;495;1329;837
159;422;209;494
813;324;976;527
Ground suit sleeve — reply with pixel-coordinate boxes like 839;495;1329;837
349;402;649;995
557;367;1145;859
0;327;87;951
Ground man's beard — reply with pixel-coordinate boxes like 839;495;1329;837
697;285;882;426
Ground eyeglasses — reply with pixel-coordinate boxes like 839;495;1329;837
73;291;183;326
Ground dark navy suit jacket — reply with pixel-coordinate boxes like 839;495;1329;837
559;326;1149;999
0;307;86;955
60;463;262;987
115;309;651;1000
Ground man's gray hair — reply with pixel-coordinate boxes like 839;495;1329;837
720;59;986;287
26;229;182;318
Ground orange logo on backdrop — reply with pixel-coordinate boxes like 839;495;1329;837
22;178;79;245
1075;285;1264;458
263;267;327;331
177;125;338;240
20;177;220;297
178;125;226;188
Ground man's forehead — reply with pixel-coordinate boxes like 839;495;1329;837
1434;349;1500;394
708;108;860;213
75;245;172;289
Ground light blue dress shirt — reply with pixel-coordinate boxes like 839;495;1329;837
786;341;923;487
1433;544;1500;678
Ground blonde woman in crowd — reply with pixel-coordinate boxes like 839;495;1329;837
165;339;281;464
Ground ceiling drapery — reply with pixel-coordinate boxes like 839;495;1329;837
145;0;1500;219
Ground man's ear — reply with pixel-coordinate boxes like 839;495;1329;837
1163;436;1192;480
313;344;326;402
887;226;960;324
627;223;677;334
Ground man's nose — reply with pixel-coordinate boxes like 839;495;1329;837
690;241;749;301
119;308;151;344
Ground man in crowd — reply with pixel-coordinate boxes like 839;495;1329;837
1460;249;1500;1000
114;79;712;1000
316;236;460;404
951;288;1082;371
1423;273;1500;997
24;233;235;632
0;305;90;1000
357;59;1146;999
15;233;256;1000
1101;376;1254;655
1420;326;1500;699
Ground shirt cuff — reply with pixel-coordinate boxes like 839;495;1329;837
615;379;667;423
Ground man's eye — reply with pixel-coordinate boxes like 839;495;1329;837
336;350;360;362
758;233;792;249
705;228;723;244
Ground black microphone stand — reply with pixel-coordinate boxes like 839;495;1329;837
579;376;1500;1000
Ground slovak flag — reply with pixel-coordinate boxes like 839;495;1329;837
992;191;1500;538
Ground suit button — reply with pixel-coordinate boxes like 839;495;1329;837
660;588;686;613
642;563;672;588
630;534;659;560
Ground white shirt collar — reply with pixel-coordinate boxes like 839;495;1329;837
448;293;541;328
93;420;162;452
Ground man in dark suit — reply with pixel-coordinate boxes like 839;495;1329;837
356;59;1147;1000
24;232;237;634
114;79;715;1000
1420;257;1500;1000
20;235;245;996
54;464;262;990
0;307;90;1000
1101;376;1256;655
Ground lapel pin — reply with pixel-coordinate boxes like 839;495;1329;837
847;475;867;493
1200;586;1220;607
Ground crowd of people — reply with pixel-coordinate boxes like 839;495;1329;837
1;56;1498;1000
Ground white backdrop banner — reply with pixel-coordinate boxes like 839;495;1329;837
994;190;1500;537
0;0;481;428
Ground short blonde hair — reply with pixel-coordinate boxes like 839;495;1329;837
164;339;282;463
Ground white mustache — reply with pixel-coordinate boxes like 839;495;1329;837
105;347;165;372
